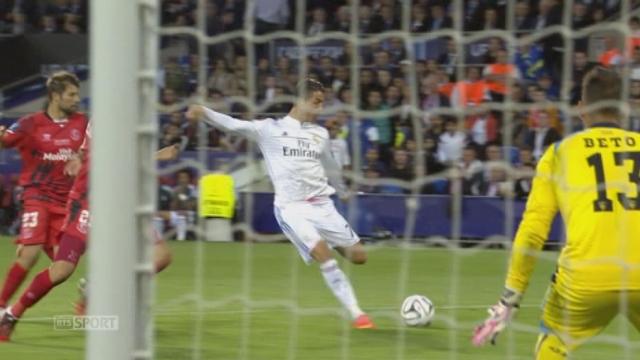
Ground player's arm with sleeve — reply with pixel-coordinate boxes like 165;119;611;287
321;137;349;200
186;104;263;141
473;145;559;346
504;147;559;294
0;117;31;149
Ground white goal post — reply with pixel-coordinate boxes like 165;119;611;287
88;0;159;359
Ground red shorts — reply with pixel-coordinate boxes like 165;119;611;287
55;232;87;265
61;196;90;242
16;200;66;248
60;199;163;246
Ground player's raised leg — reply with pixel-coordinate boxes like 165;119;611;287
315;201;371;325
0;245;40;310
275;202;373;328
335;242;367;265
312;202;372;328
0;204;54;310
0;233;85;341
153;235;172;273
310;240;373;329
313;198;367;266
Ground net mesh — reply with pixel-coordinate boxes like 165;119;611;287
153;0;640;359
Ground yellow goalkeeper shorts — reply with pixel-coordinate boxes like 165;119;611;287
540;281;640;348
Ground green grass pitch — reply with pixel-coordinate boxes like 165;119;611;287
0;237;638;359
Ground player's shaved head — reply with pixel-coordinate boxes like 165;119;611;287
297;78;325;100
46;71;80;100
289;78;325;122
581;66;622;121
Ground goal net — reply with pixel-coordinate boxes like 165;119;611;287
149;0;640;359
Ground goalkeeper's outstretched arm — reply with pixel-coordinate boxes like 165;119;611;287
186;104;261;141
505;146;558;295
473;146;559;347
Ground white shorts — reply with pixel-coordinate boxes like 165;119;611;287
273;198;360;264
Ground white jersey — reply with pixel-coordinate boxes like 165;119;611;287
202;108;347;206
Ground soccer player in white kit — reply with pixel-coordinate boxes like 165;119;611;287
186;78;374;329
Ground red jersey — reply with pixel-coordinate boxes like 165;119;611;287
2;111;88;207
69;128;90;200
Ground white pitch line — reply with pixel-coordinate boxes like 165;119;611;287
18;304;540;323
16;307;640;348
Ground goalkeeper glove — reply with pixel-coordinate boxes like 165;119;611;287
472;288;522;347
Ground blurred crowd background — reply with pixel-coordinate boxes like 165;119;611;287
154;0;640;199
1;0;640;235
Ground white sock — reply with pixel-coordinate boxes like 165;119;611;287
320;259;364;319
170;212;187;241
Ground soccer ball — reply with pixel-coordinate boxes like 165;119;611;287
401;294;435;326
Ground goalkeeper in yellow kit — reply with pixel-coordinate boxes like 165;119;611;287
472;67;640;358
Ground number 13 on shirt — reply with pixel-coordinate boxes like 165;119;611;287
587;151;640;212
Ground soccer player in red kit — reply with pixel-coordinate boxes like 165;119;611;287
0;71;88;312
0;131;176;341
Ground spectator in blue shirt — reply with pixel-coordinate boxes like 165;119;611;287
347;115;380;165
515;42;544;82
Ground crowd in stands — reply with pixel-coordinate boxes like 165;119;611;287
4;0;640;209
0;0;87;34
155;0;640;199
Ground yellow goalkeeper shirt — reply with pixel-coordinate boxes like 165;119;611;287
506;122;640;293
